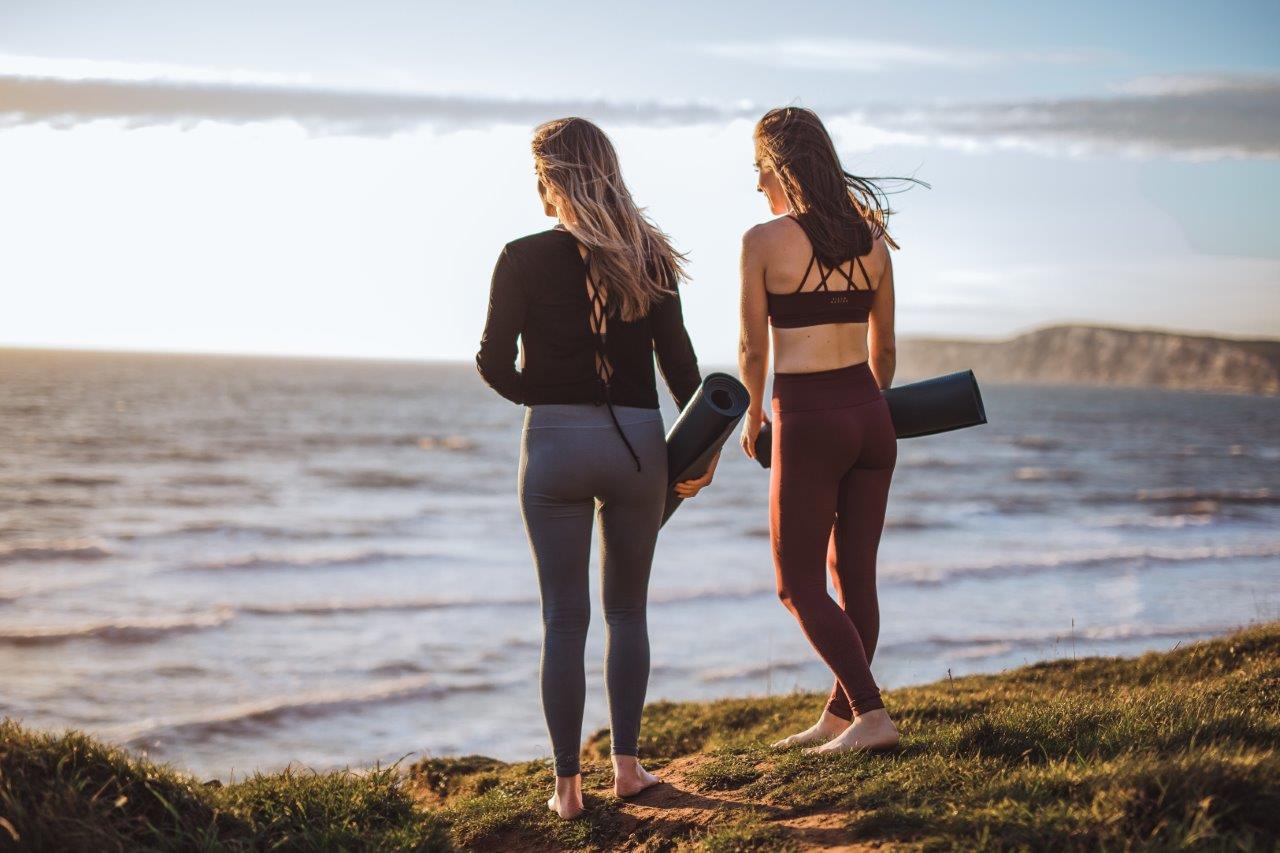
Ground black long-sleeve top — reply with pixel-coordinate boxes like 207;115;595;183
476;228;702;411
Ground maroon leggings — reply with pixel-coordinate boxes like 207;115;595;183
770;361;896;719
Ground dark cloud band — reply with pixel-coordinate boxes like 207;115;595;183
862;77;1280;159
2;72;1277;160
0;75;743;135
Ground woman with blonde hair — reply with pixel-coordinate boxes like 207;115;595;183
477;117;713;818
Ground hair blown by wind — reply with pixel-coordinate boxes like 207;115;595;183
755;107;928;265
532;117;688;322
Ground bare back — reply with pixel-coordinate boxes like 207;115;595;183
753;216;895;374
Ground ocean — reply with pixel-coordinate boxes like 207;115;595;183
1;348;1277;780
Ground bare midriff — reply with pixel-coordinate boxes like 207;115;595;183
771;321;870;374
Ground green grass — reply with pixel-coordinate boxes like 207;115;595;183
3;623;1278;850
0;724;450;851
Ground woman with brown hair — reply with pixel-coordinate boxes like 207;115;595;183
739;106;919;753
477;117;714;818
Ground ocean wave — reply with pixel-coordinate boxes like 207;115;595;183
881;621;1244;659
367;660;430;677
1136;487;1277;505
8;495;94;508
988;495;1052;514
897;490;1052;514
1090;513;1215;530
177;548;438;573
885;516;945;531
649;585;776;606
241;594;536;616
313;469;434;490
149;447;227;463
0;609;233;647
898;454;964;470
1009;436;1064;451
415;435;477;452
166;474;254;488
170;520;387;540
1111;445;1261;461
111;675;496;745
1011;467;1081;482
698;659;813;683
1084;487;1278;507
884;542;1280;586
286;431;477;452
40;474;121;487
0;539;112;565
121;515;412;543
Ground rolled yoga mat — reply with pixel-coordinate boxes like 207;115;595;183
662;372;751;524
753;369;988;468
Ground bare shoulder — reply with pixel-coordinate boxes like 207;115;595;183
871;228;891;263
743;215;797;250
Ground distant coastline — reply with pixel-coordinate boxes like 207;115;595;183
899;324;1280;396
3;323;1278;396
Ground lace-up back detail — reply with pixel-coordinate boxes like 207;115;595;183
583;252;642;471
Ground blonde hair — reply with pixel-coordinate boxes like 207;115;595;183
532;117;688;322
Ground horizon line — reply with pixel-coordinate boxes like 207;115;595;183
3;321;1276;365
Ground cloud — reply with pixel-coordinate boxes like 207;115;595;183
856;75;1280;160
2;58;1276;162
0;74;745;136
699;37;1096;72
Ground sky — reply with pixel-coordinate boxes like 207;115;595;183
1;0;1278;361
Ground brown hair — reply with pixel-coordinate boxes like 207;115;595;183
532;117;688;322
754;107;926;265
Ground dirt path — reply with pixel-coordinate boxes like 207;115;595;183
610;754;875;851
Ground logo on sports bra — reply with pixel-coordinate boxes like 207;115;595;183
829;295;849;304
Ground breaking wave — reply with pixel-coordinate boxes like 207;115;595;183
0;609;233;647
177;548;438;573
0;539;112;565
111;675;498;745
884;541;1280;586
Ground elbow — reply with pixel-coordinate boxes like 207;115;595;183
738;341;766;369
872;334;896;361
475;350;506;391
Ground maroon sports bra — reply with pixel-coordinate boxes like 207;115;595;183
767;219;877;329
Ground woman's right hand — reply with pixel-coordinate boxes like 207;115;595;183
740;409;769;460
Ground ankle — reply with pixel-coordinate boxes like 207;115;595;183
820;710;852;731
611;755;639;775
555;773;582;797
856;708;893;726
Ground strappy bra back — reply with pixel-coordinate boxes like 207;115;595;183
767;217;877;329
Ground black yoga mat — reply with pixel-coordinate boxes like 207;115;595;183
753;369;987;468
662;373;751;524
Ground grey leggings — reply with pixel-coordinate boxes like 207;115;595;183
519;403;667;777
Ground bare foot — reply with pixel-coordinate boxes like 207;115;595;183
805;708;899;754
612;755;661;798
772;710;851;748
547;773;584;820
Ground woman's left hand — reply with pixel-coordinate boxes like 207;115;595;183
674;451;720;499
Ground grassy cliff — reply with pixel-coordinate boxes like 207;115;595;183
3;623;1278;851
897;324;1280;395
